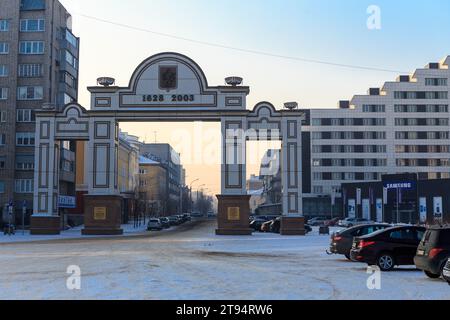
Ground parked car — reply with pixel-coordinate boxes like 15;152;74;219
350;225;426;271
261;220;273;232
443;259;450;285
308;217;328;226
183;214;192;222
270;217;282;233
338;218;372;228
414;227;450;279
167;216;181;226
207;211;216;217
147;219;163;231
329;224;391;260
250;218;268;232
158;217;171;229
324;218;340;227
191;212;203;218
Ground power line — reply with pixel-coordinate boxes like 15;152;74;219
75;13;409;74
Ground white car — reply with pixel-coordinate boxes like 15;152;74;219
338;218;373;228
147;219;163;231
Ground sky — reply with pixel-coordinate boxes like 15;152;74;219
59;0;450;196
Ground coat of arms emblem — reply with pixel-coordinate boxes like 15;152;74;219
159;66;177;90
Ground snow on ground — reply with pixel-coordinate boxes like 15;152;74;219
0;220;448;300
0;222;149;244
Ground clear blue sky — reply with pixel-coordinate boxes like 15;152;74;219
61;0;450;109
59;0;450;194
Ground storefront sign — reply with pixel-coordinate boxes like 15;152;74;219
227;207;240;221
348;199;356;218
58;196;76;209
94;207;107;220
383;181;416;190
362;199;371;220
433;197;443;219
376;199;383;222
419;198;427;223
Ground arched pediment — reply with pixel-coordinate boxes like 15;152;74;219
88;52;249;110
127;52;210;93
249;102;281;118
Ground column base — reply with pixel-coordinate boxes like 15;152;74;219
280;216;306;236
30;216;61;235
216;195;252;236
82;195;123;236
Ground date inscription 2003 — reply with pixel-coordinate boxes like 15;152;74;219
142;94;195;103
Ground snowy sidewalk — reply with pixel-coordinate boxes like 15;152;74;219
0;223;149;244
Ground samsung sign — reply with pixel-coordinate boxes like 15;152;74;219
383;181;416;190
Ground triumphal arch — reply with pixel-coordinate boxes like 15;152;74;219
31;52;306;236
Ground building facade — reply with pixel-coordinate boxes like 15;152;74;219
0;0;79;223
138;156;167;216
140;143;184;214
342;173;450;225
305;56;450;205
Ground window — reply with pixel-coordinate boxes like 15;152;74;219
64;93;74;104
16;132;35;146
65;29;78;48
61;72;77;88
0;134;6;145
19;41;44;54
0;111;6;122
0;42;9;54
0;181;5;193
394;91;448;100
0;20;9;32
18;64;43;77
65;50;78;69
0;65;8;77
0;88;8;100
17;86;43;100
390;228;415;240
15;179;34;193
17;109;35;122
20;19;45;32
16;155;34;171
0;157;5;169
20;0;45;10
425;78;447;86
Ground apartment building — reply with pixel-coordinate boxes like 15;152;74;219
0;0;79;221
306;56;450;205
140;143;184;214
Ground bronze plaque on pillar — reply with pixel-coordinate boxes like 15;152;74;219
227;207;240;221
94;207;107;220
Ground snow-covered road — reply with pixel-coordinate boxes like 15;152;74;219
0;220;448;300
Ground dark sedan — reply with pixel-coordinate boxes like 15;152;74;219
329;224;391;260
350;225;426;271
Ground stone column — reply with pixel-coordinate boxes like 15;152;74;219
82;118;123;235
31;116;61;235
280;117;305;235
217;117;252;235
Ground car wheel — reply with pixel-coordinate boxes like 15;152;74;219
377;253;395;271
424;271;441;279
348;224;353;227
345;254;351;260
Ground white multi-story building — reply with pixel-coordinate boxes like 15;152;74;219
306;56;450;202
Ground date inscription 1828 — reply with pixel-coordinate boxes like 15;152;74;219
142;94;195;103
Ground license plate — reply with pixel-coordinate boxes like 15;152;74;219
417;250;425;256
444;270;450;278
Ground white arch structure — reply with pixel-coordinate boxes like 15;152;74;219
31;53;306;236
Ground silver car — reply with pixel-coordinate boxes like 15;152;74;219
338;218;373;228
147;218;163;231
